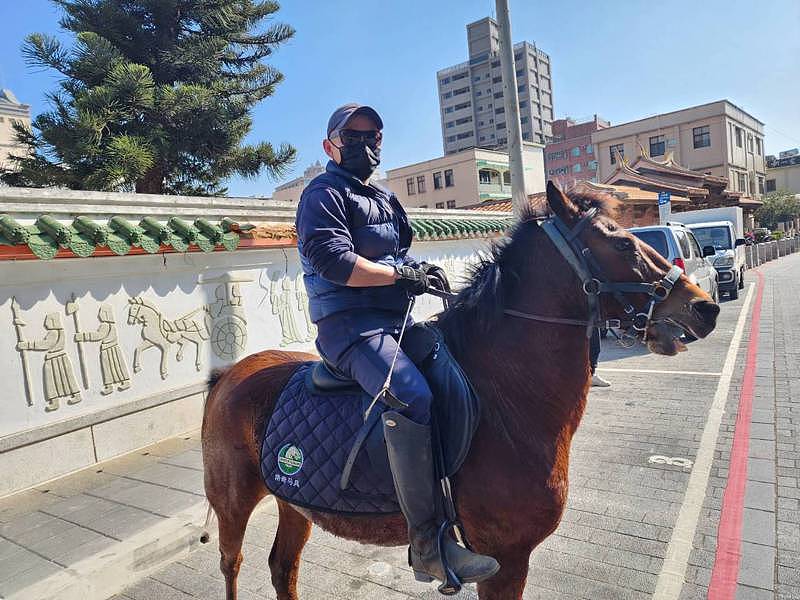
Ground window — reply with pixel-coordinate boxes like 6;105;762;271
756;138;763;156
406;178;415;195
473;76;481;82
477;105;483;112
573;164;582;173
571;147;581;157
446;135;456;142
445;106;454;114
687;232;703;259
433;172;442;189
479;136;485;142
453;87;470;96
476;90;482;97
456;131;473;140
737;172;746;192
444;169;454;187
492;76;502;83
478;121;484;127
455;116;472;125
735;127;743;148
452;72;468;81
417;176;426;194
442;92;452;100
454;101;471;110
610;144;624;164
497;122;506;130
519;100;528;108
503;171;511;184
446;200;456;209
515;69;524;77
588;160;598;170
495;107;505;114
446;121;455;128
520;116;529;124
748;135;754;152
586;144;593;154
693;125;710;148
479;169;492;184
435;202;445;209
758;176;764;195
675;231;692;259
439;77;450;85
491;60;500;68
419;205;428;209
649;135;666;157
493;92;503;99
517;84;525;93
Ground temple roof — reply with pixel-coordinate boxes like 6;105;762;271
0;213;510;260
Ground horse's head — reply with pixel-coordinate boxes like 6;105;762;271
544;182;719;355
127;297;142;325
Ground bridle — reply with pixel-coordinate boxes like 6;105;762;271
502;208;683;341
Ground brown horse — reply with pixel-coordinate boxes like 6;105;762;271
201;184;719;600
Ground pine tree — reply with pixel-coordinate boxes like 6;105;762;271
3;0;295;195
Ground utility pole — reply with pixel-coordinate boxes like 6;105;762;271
495;0;527;219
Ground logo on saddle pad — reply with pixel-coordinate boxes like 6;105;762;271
277;443;304;476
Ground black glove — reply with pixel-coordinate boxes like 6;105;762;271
418;262;449;292
394;264;431;296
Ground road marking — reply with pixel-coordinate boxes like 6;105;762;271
597;368;722;376
653;282;756;600
649;455;694;469
708;271;765;599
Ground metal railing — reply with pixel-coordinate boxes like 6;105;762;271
744;237;800;268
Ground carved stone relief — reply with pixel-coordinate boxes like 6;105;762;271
127;297;210;379
75;304;131;395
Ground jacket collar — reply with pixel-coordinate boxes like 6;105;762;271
326;160;378;194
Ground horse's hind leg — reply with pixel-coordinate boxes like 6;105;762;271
268;500;312;600
206;458;266;600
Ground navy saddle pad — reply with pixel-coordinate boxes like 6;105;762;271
259;324;480;515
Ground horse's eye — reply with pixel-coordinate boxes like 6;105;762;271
614;238;634;252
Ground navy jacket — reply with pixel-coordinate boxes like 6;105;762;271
296;161;415;325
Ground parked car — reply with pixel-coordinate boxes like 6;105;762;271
669;207;747;300
629;224;719;303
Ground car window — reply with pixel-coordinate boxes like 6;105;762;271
687;232;704;258
690;226;731;250
631;230;668;258
674;230;692;258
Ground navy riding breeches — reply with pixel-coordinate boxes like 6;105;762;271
325;332;433;425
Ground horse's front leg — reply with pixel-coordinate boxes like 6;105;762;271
476;545;532;600
188;335;203;371
157;343;169;379
133;340;154;373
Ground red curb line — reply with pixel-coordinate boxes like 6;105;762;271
708;269;765;599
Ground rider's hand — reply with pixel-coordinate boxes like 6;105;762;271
394;264;431;296
418;262;448;292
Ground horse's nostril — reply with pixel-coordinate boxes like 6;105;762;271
694;300;720;322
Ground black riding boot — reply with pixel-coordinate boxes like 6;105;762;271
382;411;500;584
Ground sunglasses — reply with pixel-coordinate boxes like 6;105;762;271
337;129;382;146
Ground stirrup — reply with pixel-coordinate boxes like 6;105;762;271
435;520;463;595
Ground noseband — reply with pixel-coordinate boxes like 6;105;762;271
503;208;683;340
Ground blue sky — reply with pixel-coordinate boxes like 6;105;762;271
1;0;798;197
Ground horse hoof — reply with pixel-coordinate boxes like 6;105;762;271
160;372;168;380
133;365;141;373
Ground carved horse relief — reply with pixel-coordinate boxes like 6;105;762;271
127;297;211;379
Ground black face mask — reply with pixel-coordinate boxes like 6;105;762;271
337;141;381;181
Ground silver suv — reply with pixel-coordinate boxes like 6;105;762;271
629;224;719;302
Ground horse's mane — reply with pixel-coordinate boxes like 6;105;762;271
436;188;619;359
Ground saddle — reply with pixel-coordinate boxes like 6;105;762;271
259;323;480;515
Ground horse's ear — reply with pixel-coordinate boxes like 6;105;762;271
546;180;578;223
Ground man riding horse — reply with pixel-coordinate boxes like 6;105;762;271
295;103;500;585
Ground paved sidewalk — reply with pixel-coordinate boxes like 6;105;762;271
0;433;209;600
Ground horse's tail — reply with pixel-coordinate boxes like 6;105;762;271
208;367;230;392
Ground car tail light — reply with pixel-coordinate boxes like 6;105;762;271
673;257;685;271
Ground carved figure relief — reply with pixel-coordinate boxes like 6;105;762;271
74;304;131;395
15;312;82;411
208;282;248;360
127;297;210;379
270;273;304;346
295;273;316;342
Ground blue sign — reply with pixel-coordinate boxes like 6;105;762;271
658;191;671;206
